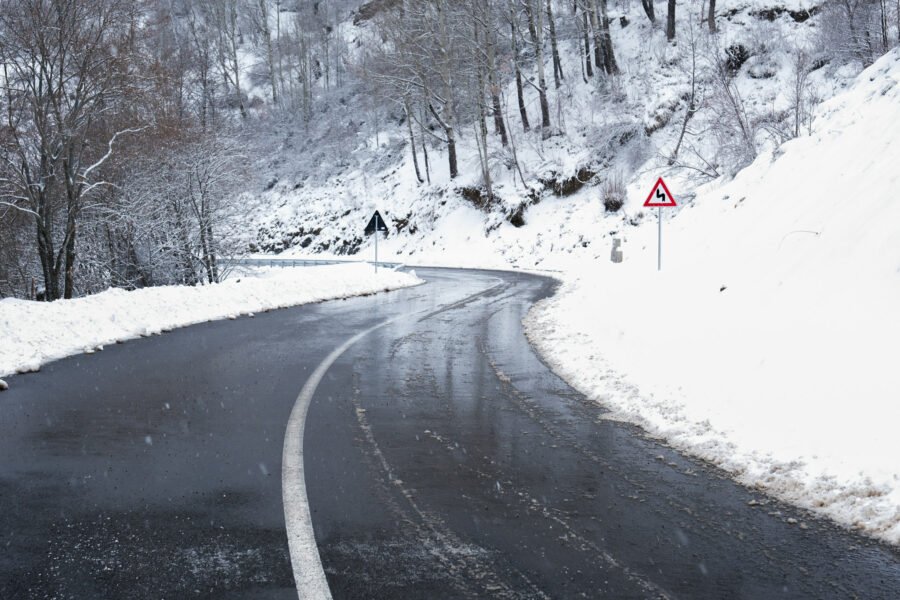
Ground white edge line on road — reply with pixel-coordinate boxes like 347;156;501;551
282;316;401;600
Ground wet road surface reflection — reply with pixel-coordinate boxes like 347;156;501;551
305;269;900;599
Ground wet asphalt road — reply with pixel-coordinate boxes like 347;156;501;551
1;268;899;599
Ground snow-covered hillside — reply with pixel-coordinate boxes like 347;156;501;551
532;49;900;545
249;0;853;266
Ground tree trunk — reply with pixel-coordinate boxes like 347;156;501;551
475;123;493;199
587;0;605;71
404;97;424;184
490;78;508;146
36;218;58;301
546;0;563;88
205;219;219;283
198;212;213;284
509;14;530;131
522;0;538;43
419;102;432;184
667;0;676;41
174;201;197;285
597;0;619;74
436;0;460;177
474;11;492;194
474;13;489;143
579;3;594;78
63;217;76;299
228;3;247;118
447;131;458;179
259;0;278;104
670;80;697;163
528;0;551;131
708;0;716;32
641;0;656;22
486;5;509;146
429;103;458;179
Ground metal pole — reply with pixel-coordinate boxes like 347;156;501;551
374;214;378;274
657;206;662;271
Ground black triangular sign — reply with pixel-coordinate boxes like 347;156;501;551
365;211;388;235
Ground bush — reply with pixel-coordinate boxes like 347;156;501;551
602;174;626;212
725;44;751;74
458;186;494;210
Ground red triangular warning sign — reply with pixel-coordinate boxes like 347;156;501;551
643;177;677;207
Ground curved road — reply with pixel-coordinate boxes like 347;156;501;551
1;268;898;599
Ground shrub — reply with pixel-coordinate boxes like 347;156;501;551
602;174;626;212
725;44;750;74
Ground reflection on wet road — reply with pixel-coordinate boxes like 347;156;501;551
305;269;900;599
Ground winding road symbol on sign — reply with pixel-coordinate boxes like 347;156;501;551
643;178;677;208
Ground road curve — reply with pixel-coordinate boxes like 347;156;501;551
1;268;898;599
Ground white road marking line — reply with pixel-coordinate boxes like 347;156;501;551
282;278;506;599
282;316;401;600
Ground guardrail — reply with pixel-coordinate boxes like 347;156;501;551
226;257;404;270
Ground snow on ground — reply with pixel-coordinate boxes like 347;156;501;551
0;264;422;381
526;49;900;545
252;0;853;264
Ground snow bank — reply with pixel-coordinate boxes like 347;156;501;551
527;50;900;545
0;264;422;380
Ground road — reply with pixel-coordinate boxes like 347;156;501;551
1;268;898;599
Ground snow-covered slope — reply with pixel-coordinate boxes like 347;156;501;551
249;0;853;266
527;49;900;545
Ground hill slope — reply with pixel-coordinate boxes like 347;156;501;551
527;48;900;545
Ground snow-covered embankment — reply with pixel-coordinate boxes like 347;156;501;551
526;50;900;545
0;264;422;383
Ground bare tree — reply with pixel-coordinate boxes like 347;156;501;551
507;0;531;131
546;0;564;88
595;0;619;73
208;0;248;119
249;0;280;105
485;0;510;147
0;0;135;300
788;47;815;138
667;0;676;41
522;0;552;132
586;0;618;75
110;135;247;287
670;17;703;164
819;0;882;66
574;0;594;79
706;34;757;168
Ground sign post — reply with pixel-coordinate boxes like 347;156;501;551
364;210;389;273
642;178;677;271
